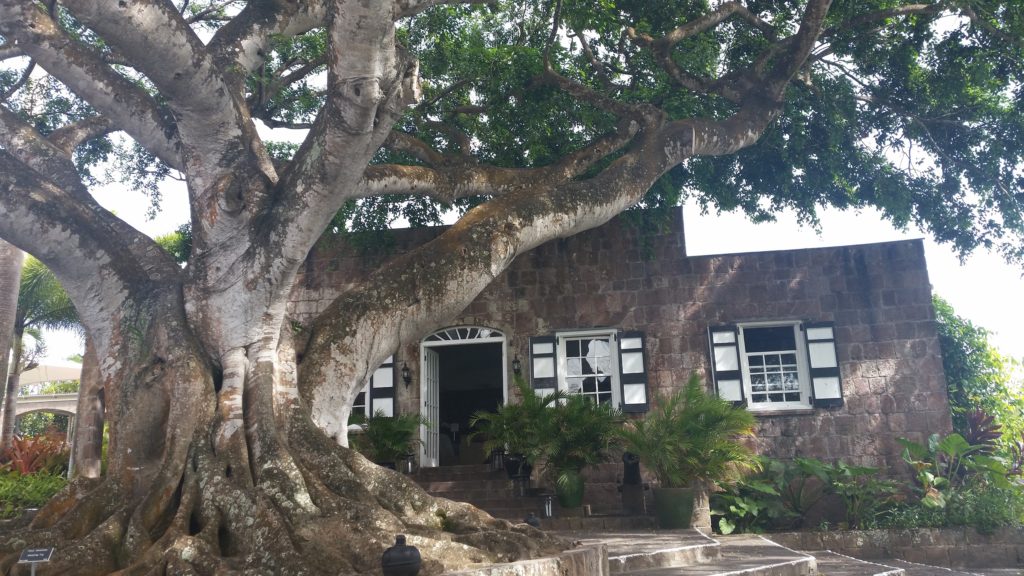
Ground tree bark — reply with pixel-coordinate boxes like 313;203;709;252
0;240;21;449
71;337;104;479
0;327;23;450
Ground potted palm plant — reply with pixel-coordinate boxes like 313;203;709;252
469;377;563;480
622;374;759;529
544;394;623;511
352;410;427;470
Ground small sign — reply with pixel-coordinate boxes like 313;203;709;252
18;548;54;563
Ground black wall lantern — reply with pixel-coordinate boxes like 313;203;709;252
401;363;412;388
512;354;522;376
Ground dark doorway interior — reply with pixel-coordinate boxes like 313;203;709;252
436;342;503;465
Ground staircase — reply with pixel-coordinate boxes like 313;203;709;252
414;464;656;530
574;530;911;576
414;464;545;521
417;467;987;575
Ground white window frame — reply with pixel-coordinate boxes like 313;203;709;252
736;322;812;411
555;329;621;407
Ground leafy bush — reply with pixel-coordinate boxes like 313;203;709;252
351;410;427;466
899;432;1011;508
0;431;70;475
0;472;66;519
826;461;898;529
881;481;1024;534
469;376;565;466
713;457;898;533
712;475;783;534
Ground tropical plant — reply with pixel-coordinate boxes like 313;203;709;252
711;476;782;534
899;432;1011;509
351;411;428;468
1;257;82;450
623;374;758;528
543;394;624;507
825;461;899;530
0;431;70;476
623;374;759;488
469;376;565;467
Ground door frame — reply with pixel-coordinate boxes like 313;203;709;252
419;326;508;467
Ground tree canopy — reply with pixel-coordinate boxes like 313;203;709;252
0;1;1023;573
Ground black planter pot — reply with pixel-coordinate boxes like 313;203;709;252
502;453;533;480
381;534;421;576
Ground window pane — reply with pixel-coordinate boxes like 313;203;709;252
623;383;647;404
621;337;642;350
533;342;554;354
806;326;834;341
712;331;736;344
714;347;739;371
567;358;582;376
809;341;838;368
743;326;796;353
533;357;554;378
621;351;644;374
566;340;580;357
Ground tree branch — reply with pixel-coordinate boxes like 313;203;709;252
383;130;446;166
0;42;21;60
394;0;495;19
47;116;115;155
0;60;33;102
0;2;183;170
61;0;263;182
0;151;181;355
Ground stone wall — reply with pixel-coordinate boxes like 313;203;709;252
291;209;952;478
771;527;1024;568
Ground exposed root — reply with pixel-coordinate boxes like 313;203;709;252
0;414;565;575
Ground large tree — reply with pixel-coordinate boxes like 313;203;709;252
0;0;1021;573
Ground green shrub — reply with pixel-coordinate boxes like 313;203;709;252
0;472;66;519
881;482;1024;533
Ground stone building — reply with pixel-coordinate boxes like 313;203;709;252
290;208;952;477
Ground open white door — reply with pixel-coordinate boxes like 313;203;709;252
420;347;440;467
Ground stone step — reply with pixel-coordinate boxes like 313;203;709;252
811;551;905;576
541;516;657;532
616;534;816;576
560;529;719;574
418;479;522;493
413;464;496;480
881;558;1010;576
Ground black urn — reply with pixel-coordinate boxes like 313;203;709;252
381;534;421;576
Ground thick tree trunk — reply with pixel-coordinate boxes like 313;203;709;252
71;338;103;479
0;331;23;450
0;297;560;575
0;241;21;446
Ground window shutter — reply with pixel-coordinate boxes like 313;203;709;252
368;355;395;416
804;322;843;408
353;383;370;418
708;325;745;406
617;331;650;413
529;336;557;396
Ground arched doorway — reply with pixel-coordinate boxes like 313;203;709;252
420;326;507;467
